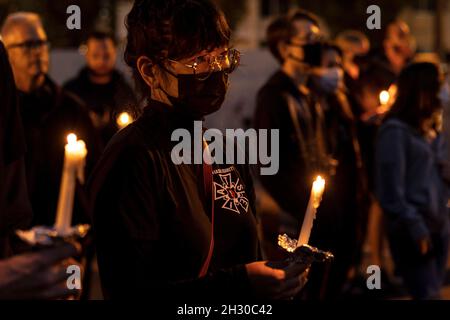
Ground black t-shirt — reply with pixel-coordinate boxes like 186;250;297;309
88;100;259;300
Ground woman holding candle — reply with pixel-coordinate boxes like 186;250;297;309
88;0;310;301
376;62;450;299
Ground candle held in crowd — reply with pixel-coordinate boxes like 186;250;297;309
297;176;326;246
117;112;133;130
54;133;87;235
379;90;390;106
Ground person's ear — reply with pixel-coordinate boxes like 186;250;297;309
137;56;155;88
278;41;289;62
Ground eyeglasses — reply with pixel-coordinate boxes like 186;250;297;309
7;40;50;53
168;48;241;80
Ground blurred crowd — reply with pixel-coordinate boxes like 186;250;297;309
0;3;449;300
254;10;450;300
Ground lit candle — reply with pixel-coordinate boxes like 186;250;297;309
116;112;133;130
54;134;87;235
297;176;326;246
379;90;390;106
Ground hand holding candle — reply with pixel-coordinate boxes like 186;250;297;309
297;176;325;247
54;134;87;235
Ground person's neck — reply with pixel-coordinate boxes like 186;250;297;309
281;64;309;95
282;63;308;87
151;87;173;107
88;72;113;85
16;74;45;93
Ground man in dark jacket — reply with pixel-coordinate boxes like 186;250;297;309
1;12;101;227
64;31;137;148
254;11;331;223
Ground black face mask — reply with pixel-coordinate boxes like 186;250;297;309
161;68;229;118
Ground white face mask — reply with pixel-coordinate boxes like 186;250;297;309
312;67;344;95
439;80;450;107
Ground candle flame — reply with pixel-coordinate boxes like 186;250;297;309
379;90;390;105
117;112;133;128
312;176;325;208
313;175;325;189
67;133;77;145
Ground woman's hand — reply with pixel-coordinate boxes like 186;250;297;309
245;260;310;300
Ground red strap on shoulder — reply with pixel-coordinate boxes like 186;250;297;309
198;141;214;278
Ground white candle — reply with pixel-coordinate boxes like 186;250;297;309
116;112;133;130
54;134;87;235
297;176;326;246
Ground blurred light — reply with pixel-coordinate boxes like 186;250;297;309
117;112;133;129
67;133;77;145
379;90;390;106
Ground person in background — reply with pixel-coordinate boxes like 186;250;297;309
376;62;450;300
352;65;393;187
64;31;137;148
347;64;398;294
0;40;81;300
254;10;330;231
1;12;101;227
306;42;369;298
255;11;337;300
362;20;415;90
335;30;370;94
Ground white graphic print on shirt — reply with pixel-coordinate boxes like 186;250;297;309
213;166;249;214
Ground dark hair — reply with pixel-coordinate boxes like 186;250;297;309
356;63;393;95
87;31;116;46
386;62;442;131
288;9;320;27
266;16;295;64
124;0;230;99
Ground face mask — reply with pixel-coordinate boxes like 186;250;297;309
161;68;229;118
312;67;343;95
439;81;450;107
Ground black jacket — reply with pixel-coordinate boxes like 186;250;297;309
88;100;259;300
254;71;330;220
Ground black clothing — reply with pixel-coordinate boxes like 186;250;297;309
254;71;331;220
88;100;259;300
64;67;137;147
0;42;31;258
18;77;101;227
306;91;369;299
